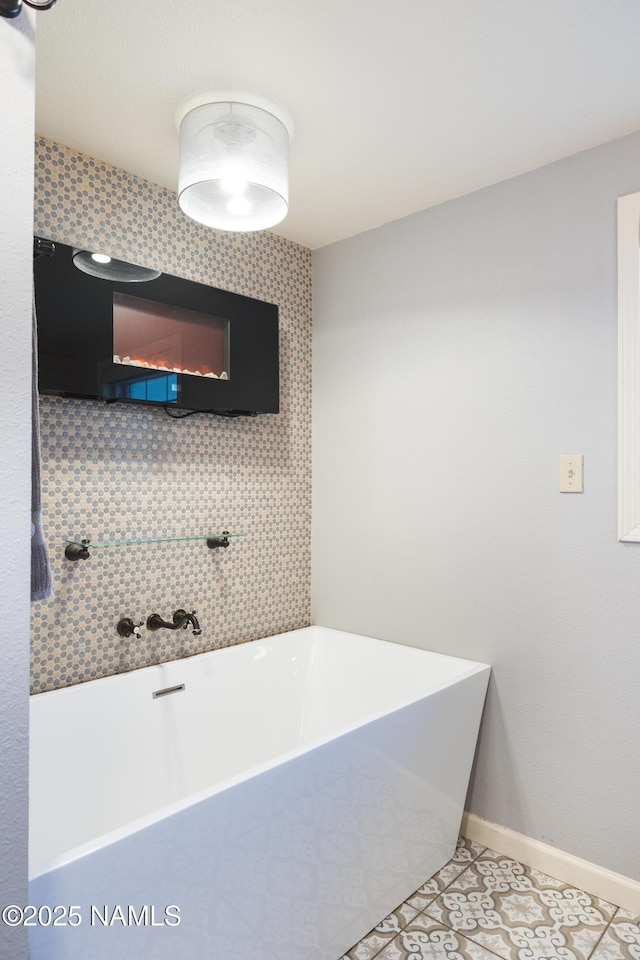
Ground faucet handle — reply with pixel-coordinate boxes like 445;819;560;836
117;617;144;638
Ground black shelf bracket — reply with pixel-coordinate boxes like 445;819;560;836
1;0;56;18
206;531;230;549
64;539;90;561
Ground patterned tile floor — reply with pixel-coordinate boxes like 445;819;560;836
341;837;640;960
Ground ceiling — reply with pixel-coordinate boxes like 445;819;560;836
35;0;640;250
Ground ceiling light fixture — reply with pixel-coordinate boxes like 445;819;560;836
0;0;56;18
176;92;294;233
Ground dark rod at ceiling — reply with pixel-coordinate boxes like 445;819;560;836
0;0;56;17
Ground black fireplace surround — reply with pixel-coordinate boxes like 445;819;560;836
33;238;280;417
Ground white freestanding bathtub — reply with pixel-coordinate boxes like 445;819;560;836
29;626;490;960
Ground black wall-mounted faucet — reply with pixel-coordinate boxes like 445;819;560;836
147;609;202;636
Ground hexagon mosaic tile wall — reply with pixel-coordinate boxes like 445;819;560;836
31;137;312;694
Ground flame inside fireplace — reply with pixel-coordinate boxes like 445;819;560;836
113;355;228;379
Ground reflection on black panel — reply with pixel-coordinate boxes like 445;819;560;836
104;371;178;404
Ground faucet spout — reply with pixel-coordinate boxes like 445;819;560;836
173;608;202;635
146;609;202;636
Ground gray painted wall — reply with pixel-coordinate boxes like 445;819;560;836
312;131;640;880
0;11;35;959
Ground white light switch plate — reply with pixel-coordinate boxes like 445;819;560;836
559;454;583;493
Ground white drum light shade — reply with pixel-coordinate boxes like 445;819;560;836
177;95;292;232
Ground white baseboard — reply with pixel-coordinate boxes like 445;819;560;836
461;812;640;915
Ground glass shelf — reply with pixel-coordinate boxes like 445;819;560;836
64;532;241;560
65;533;242;548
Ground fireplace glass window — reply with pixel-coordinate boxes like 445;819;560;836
112;293;230;381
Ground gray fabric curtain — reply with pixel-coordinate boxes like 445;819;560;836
31;290;53;601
